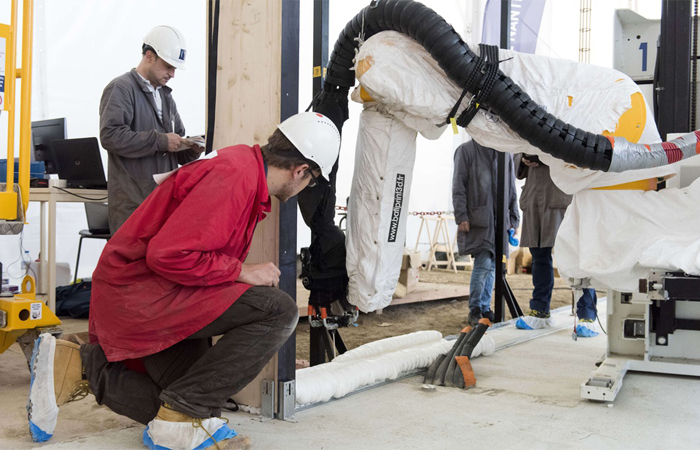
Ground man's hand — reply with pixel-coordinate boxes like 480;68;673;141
522;157;539;168
237;262;280;287
458;221;470;233
166;133;184;152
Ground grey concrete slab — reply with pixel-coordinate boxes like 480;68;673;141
2;305;699;450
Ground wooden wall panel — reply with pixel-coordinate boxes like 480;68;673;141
211;0;282;266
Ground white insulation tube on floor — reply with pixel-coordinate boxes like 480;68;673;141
296;330;496;406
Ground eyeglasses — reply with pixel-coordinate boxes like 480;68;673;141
306;169;320;188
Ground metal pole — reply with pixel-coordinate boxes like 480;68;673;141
657;0;692;138
309;0;330;366
1;0;18;211
494;0;522;323
276;0;300;421
18;0;34;215
313;0;329;95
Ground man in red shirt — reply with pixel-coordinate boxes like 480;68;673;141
28;112;341;449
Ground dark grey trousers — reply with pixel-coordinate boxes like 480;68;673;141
80;286;298;424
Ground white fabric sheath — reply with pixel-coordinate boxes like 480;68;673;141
346;108;418;312
555;178;700;291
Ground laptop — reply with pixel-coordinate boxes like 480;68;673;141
84;202;111;235
52;137;108;189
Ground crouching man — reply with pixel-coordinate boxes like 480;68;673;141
28;112;341;449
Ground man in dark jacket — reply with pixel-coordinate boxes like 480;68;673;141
452;140;519;325
514;153;598;336
99;25;202;233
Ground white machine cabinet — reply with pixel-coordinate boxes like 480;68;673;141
581;270;700;402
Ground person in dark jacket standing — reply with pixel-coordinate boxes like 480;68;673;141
514;153;598;336
452;140;519;326
99;25;202;233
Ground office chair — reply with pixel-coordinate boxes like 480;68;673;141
73;202;111;284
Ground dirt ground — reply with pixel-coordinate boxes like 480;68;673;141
295;269;587;360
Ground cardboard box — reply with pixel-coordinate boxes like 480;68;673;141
507;249;520;275
398;249;421;293
520;247;532;268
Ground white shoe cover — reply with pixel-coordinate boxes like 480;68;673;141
27;333;59;442
143;417;237;450
516;315;555;330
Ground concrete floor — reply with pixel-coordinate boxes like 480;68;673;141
2;302;699;450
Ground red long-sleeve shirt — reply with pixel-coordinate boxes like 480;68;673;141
89;144;271;361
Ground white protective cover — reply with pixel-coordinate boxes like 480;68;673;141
353;32;675;195
555;178;700;291
146;417;233;449
346;108;418;312
27;333;59;442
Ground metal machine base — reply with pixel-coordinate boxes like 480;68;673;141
581;271;700;402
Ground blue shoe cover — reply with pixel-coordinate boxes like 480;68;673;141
576;323;599;338
143;420;237;450
516;317;533;330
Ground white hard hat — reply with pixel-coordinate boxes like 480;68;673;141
143;25;187;70
277;112;341;181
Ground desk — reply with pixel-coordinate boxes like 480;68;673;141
29;187;108;312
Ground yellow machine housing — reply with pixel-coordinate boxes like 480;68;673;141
0;275;61;353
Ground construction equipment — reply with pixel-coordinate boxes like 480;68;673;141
581;271;700;402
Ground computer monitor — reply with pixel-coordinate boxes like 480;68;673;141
31;118;66;174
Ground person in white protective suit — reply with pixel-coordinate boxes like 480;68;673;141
513;153;598;337
452;139;519;326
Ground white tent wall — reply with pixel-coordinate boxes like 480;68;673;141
0;1;205;286
0;0;663;288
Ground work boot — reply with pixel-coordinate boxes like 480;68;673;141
483;310;496;323
53;339;90;406
63;331;89;346
144;404;250;450
467;310;481;327
527;309;551;319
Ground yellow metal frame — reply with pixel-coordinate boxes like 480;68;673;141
0;275;61;353
0;0;33;220
0;0;50;355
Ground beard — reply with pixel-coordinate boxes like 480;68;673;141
274;179;300;202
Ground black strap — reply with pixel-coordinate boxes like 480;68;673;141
455;44;501;127
445;52;486;125
205;0;220;155
445;44;502;129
